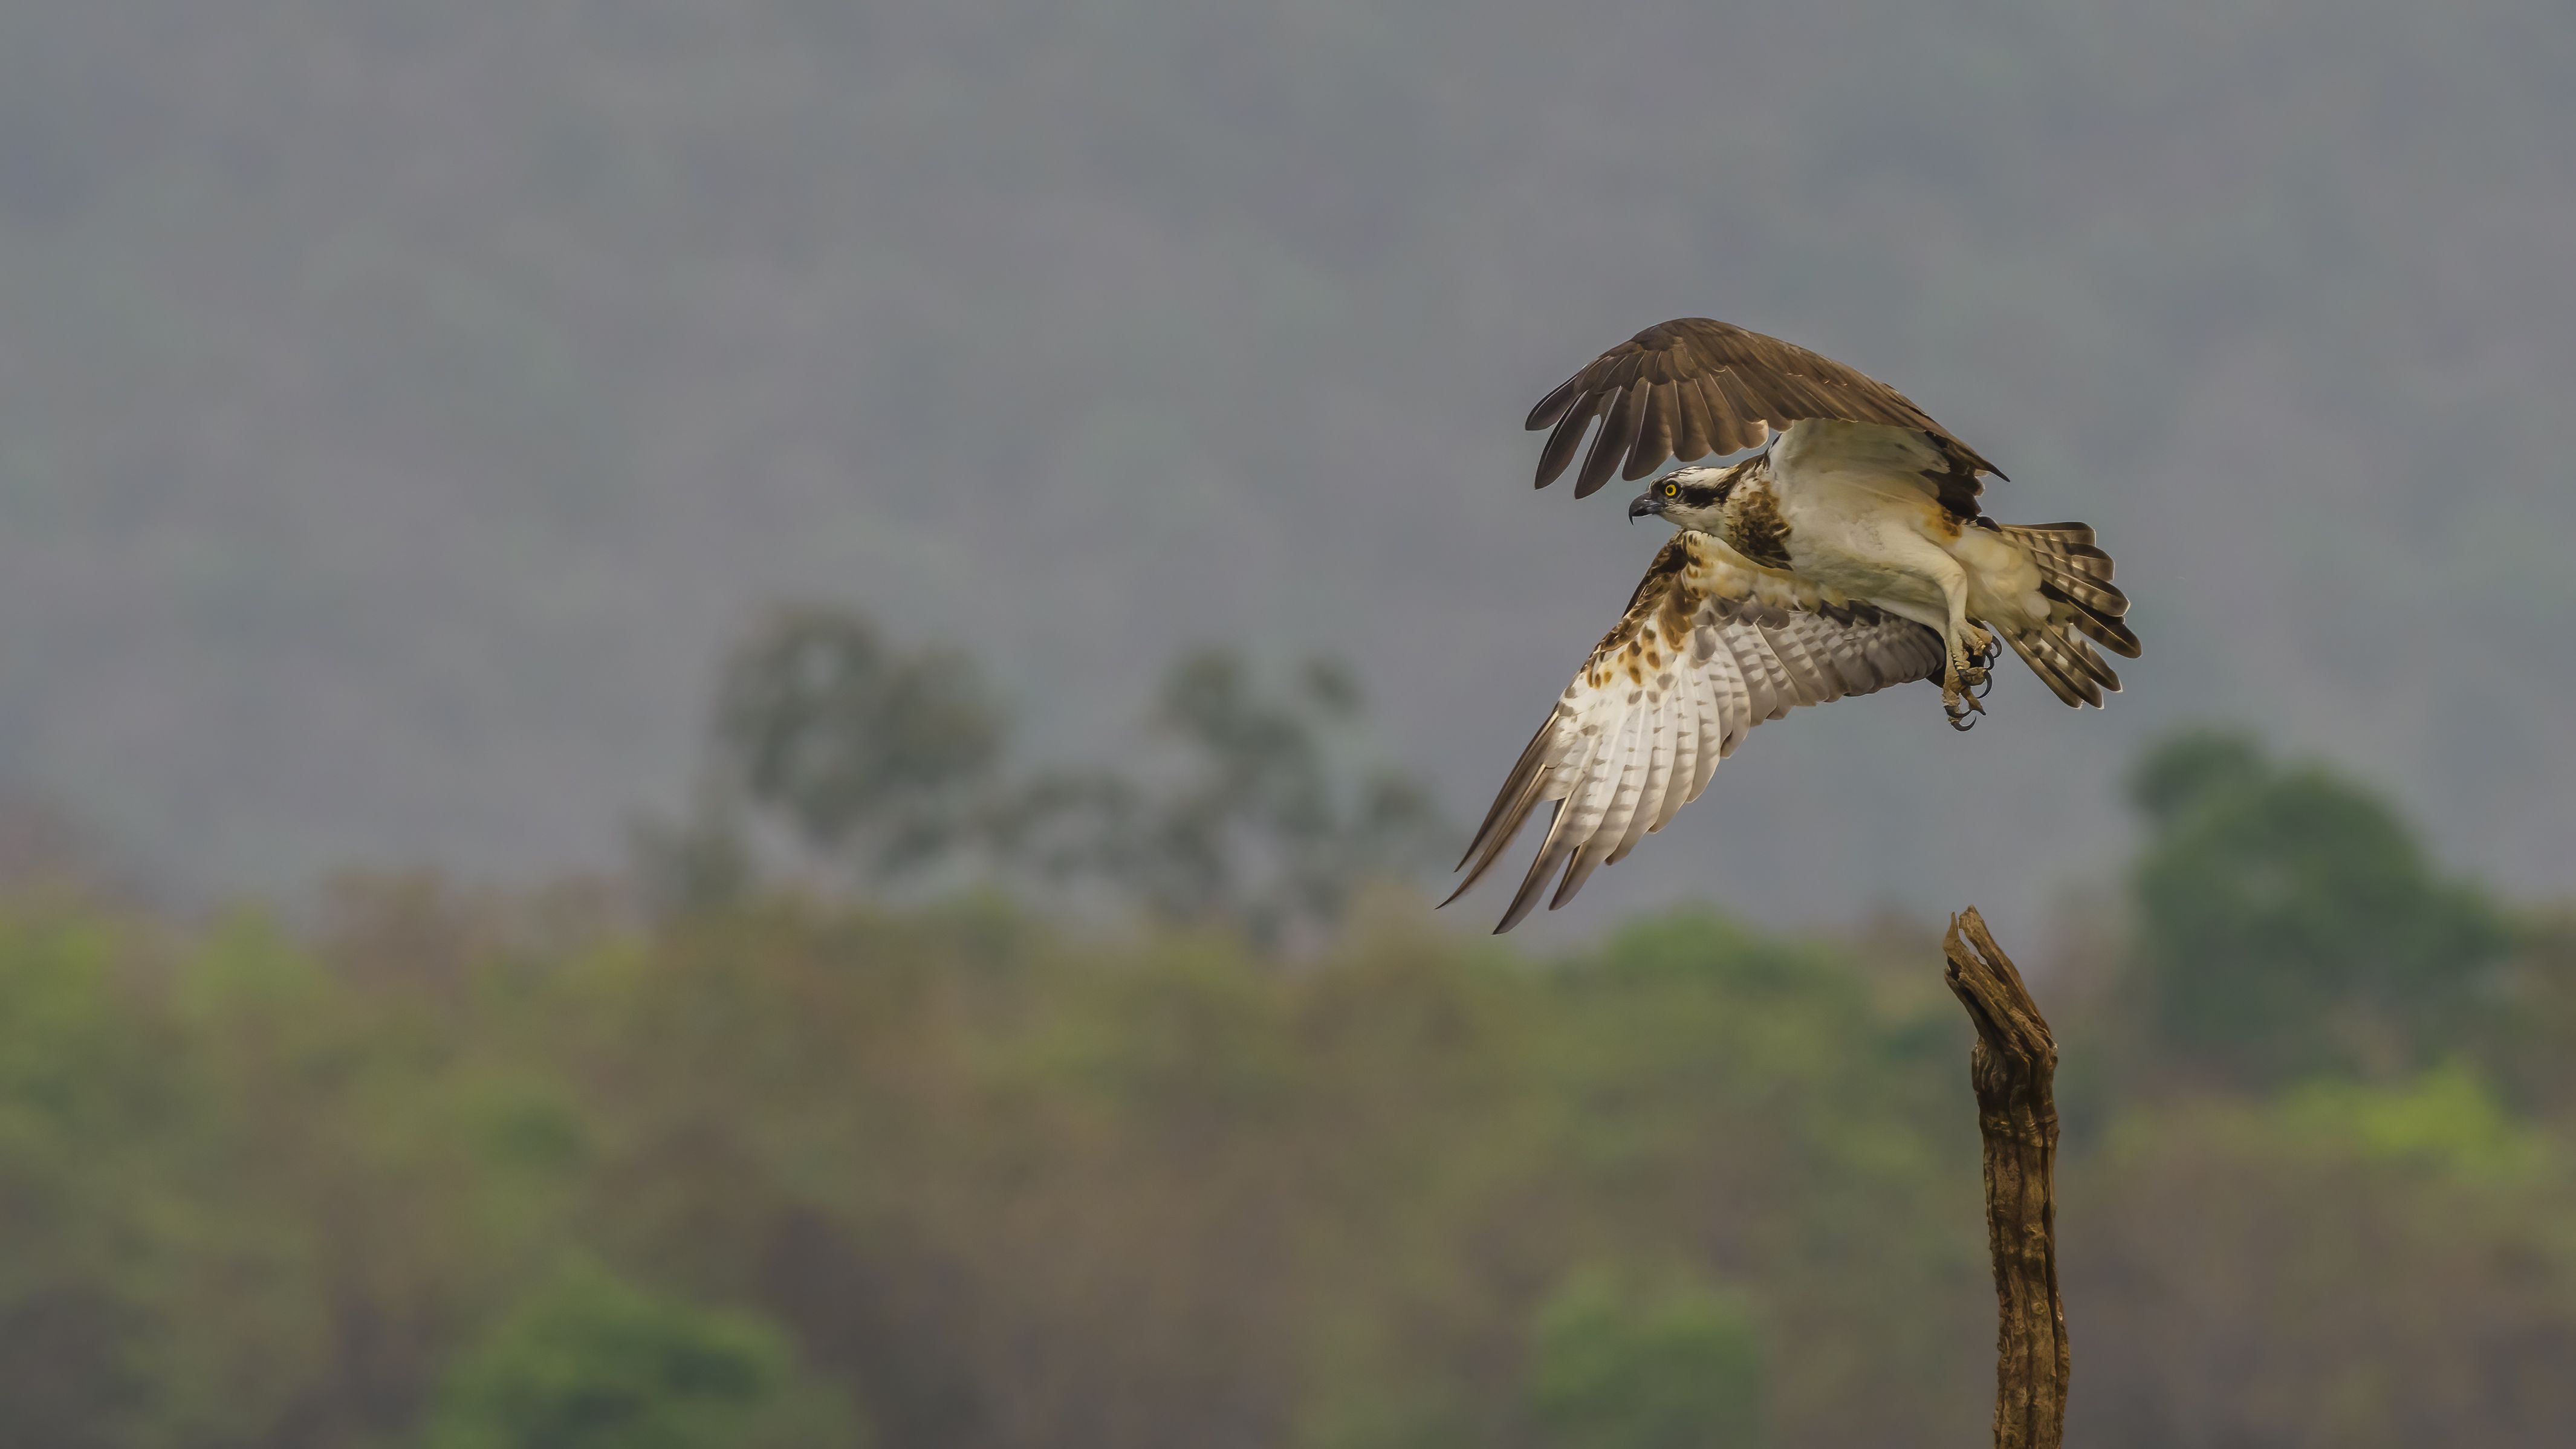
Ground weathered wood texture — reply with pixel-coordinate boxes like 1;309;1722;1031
1944;907;2069;1449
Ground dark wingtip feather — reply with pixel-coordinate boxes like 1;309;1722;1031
1444;721;1565;910
1494;850;1566;933
1491;800;1583;933
1549;843;1610;911
1534;404;1593;489
1575;384;1647;498
1455;719;1557;866
1571;386;1626;498
1526;371;1589;433
1445;776;1544;904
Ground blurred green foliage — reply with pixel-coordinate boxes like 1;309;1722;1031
2128;729;2509;1079
0;889;1985;1448
421;1259;862;1449
2276;1065;2554;1182
0;725;2571;1447
1528;1269;1766;1449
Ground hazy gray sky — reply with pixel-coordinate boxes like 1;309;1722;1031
2;0;2569;938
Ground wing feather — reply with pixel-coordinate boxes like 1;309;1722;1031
1626;383;1681;484
1525;371;1589;433
1528;318;2004;491
1676;658;1719;816
1447;715;1556;883
1617;386;1679;486
1735;621;1793;722
1689;638;1737;784
1496;800;1579;933
1645;656;1711;837
1697;369;1770;453
1448;534;1945;932
1605;672;1679;866
1577;382;1653;498
1757;617;1838;705
1534;404;1595;493
1552;708;1645;909
1672;377;1716;464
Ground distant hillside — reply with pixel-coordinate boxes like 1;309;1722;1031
0;0;2569;921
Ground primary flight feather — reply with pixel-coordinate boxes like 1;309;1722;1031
1449;318;2141;932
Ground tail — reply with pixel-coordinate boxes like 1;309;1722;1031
1997;522;2142;708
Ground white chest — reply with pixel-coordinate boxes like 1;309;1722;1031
1776;475;1953;610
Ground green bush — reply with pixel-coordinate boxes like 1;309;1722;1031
1527;1269;1767;1449
419;1260;864;1449
2128;730;2508;1077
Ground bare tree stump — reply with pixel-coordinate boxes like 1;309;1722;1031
1944;907;2069;1449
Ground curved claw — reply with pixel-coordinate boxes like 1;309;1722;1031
1969;667;1996;701
1942;685;1987;732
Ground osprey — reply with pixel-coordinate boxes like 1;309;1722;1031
1448;317;2141;932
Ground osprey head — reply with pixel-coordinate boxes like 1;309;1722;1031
1627;465;1735;530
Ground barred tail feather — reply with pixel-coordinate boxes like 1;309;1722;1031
2002;522;2141;659
2003;619;2120;707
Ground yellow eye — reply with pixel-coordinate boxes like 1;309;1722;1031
1663;482;1679;498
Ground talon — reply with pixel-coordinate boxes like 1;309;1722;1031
1962;628;2000;674
1940;658;1987;728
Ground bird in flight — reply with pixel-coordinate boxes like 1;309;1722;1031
1447;317;2140;932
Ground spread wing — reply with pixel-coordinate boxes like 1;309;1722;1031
1445;533;1945;933
1525;317;2003;508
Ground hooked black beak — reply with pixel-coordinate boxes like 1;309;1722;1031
1627;491;1664;522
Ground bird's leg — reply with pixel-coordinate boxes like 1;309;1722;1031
1938;577;1987;730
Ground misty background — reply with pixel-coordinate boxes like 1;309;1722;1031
3;1;2571;924
7;7;2576;1448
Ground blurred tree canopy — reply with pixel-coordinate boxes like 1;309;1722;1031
2127;730;2510;1080
3;733;2576;1445
1005;647;1447;947
713;606;1008;881
1527;1269;1767;1449
0;727;2569;1446
0;890;1992;1449
686;604;1445;947
421;1259;864;1449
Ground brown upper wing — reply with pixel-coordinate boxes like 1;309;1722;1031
1526;317;2005;501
